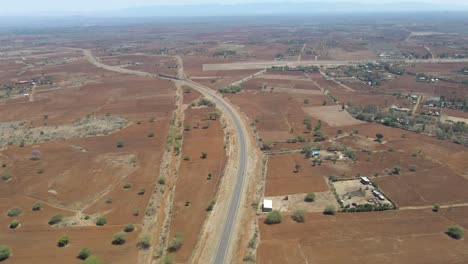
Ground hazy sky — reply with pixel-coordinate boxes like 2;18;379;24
3;0;467;13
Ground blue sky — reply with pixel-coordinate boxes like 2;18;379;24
2;0;467;14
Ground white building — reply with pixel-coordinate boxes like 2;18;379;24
263;199;273;212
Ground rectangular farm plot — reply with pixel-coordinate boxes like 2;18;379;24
303;105;365;127
375;166;468;207
258;209;468;264
265;153;329;196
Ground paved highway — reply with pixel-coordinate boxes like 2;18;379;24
79;48;250;264
183;80;248;264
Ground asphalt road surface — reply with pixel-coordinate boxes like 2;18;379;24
183;80;248;264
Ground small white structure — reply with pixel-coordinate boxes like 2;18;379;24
263;199;273;212
372;190;385;201
360;176;371;185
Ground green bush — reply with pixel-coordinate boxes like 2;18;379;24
116;141;124;148
304;192;315;202
77;248;91;260
183;155;190;161
124;223;135;232
164;254;174;264
6;208;23;217
1;172;11;181
0;245;11;261
201;152;208;159
48;214;63;225
57;235;70;247
112;232;127;245
291;210;305;223
138;188;146;195
447;226;464;239
264;210;282;225
96;217;107;226
36;167;45;174
9;220;20;229
137;233;152;249
147;132;155;138
168;233;184;252
206;200;216;212
123;183;132;189
323;205;336;215
158;177;166;185
32;202;42;211
433;203;440;212
82;255;102;264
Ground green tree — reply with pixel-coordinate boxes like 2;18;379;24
112;232;127;245
57;235;70;247
0;245;11;261
96;216;107;226
48;214;63;225
9;220;20;229
264;210;282;224
447;226;464;239
304;192;315;202
206;200;216;212
147;132;155;137
77;248;91;260
201;152;208;159
433;203;440;212
32;202;42;211
323;205;336;215
137;233;152;249
124;224;135;232
292;210;305;223
6;208;23;217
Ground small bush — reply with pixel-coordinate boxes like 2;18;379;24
183;155;190;161
116;141;124;148
158;177;166;185
6;208;23;217
433;203;440;212
206;200;216;212
0;245;11;261
147;132;155;138
133;209;140;216
112;232;127;245
201;152;208;159
124;223;135;232
36;167;45;174
77;248;91;260
447;226;464;239
48;214;63;225
32;202;42;211
304;192;315;202
137;233;152;249
1;172;11;181
83;255;102;264
9;220;20;229
57;235;70;247
292;210;305;223
264;210;282;225
323;205;336;215
123;183;132;189
96;217;107;226
138;188;146;195
168;233;184;252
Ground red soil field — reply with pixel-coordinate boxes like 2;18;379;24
265;153;329;196
167;107;226;262
258;210;468;264
0;61;176;263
